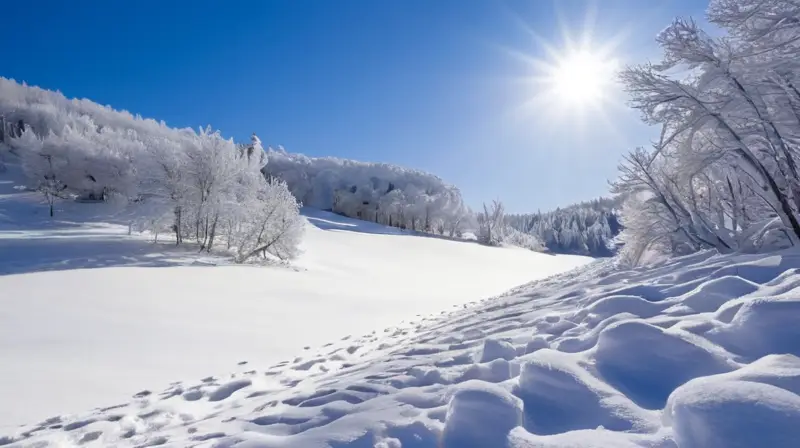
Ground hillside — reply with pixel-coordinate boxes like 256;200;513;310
4;225;799;447
4;1;800;445
0;168;590;428
0;77;471;244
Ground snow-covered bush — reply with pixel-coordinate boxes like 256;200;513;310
230;177;304;262
475;200;544;251
503;227;545;252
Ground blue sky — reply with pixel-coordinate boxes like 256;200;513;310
0;0;705;212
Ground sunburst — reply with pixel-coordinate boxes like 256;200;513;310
499;3;629;131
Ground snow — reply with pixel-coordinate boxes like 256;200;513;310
593;320;734;409
665;379;800;448
4;174;800;448
476;338;517;363
0;172;589;429
442;381;522;448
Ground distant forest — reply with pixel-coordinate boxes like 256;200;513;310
507;197;622;257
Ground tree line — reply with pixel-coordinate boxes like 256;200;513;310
507;197;622;257
264;149;472;237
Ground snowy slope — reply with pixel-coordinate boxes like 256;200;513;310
4;245;800;447
0;172;590;429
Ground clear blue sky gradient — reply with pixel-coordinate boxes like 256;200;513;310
0;0;705;212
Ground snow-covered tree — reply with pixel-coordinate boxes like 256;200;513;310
1;78;304;262
613;0;800;263
506;197;621;256
262;149;467;235
231;177;304;262
477;200;506;246
475;200;547;250
11;128;68;216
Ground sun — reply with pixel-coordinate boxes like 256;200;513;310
533;39;621;115
496;4;629;129
548;49;618;107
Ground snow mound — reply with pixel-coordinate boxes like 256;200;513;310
508;426;674;448
524;335;549;354
665;379;800;448
442;381;522;448
708;354;800;395
709;296;800;359
476;338;517;363
585;294;666;320
594;320;733;409
5;240;800;447
678;275;759;313
516;349;656;435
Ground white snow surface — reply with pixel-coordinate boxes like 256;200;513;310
4;178;800;448
0;172;589;431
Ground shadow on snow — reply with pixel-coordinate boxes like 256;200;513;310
0;184;216;276
0;234;212;276
301;207;479;245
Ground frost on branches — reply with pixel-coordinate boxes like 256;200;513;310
506;197;622;257
613;0;800;265
263;149;471;237
476;200;545;251
0;78;303;263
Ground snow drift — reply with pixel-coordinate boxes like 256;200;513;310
4;236;800;446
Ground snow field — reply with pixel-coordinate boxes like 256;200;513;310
3;246;800;447
0;175;589;428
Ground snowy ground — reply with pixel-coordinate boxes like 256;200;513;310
0;170;589;430
5;171;800;448
5;240;800;448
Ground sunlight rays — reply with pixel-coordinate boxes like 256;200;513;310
499;2;632;132
548;50;618;105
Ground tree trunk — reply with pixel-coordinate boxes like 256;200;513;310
206;215;219;253
175;207;183;245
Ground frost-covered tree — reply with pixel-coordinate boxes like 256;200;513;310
1;78;304;262
134;127;303;259
506;197;621;256
477;200;506;246
11;128;68;216
613;0;800;264
136;135;190;244
444;202;470;237
475;200;546;250
262;149;467;235
230;177;304;262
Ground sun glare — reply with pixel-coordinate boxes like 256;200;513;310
549;50;618;106
499;4;629;131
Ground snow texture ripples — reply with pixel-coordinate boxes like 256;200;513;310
4;250;800;447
